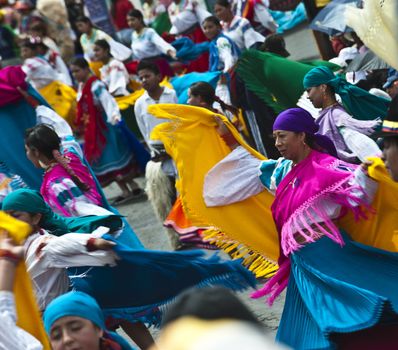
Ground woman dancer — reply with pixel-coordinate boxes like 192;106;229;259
304;66;387;163
213;0;265;50
44;292;134;350
126;9;175;77
2;189;255;350
202;16;240;74
204;107;398;349
69;58;147;205
20;37;77;125
75;16;131;76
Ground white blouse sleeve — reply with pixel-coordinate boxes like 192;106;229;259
339;126;382;162
55;55;73;86
216;37;236;73
0;292;43;350
204;146;265;207
38;230;118;269
107;63;129;96
150;29;176;55
93;82;121;124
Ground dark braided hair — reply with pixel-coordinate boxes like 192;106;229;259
25;124;90;192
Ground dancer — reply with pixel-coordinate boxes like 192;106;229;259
94;39;130;97
204;108;398;349
75;16;131;76
2;189;256;349
134;60;179;248
304;66;386;163
202;16;240;74
20;37;77;125
127;9;176;61
214;0;265;50
70;57;146;205
126;9;175;77
44;292;134;350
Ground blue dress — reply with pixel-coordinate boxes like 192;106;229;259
259;157;398;349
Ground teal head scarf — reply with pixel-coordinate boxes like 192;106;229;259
303;66;390;122
43;291;134;350
2;189;123;236
2;189;69;235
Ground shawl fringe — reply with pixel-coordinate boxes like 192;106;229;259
281;175;369;255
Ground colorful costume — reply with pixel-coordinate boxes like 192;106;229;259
22;56;77;125
3;189;256;328
150;104;398;348
76;76;148;186
209;33;240;73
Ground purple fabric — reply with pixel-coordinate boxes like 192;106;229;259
273;107;338;157
273;107;318;133
316;104;379;162
0;66;28;107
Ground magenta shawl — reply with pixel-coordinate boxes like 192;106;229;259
41;152;103;216
252;150;370;304
0;66;28;107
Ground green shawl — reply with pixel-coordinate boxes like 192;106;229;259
2;189;123;236
236;50;340;114
303;66;390;121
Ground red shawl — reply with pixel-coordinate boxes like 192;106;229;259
75;76;108;163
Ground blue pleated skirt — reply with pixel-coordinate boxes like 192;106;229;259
277;232;398;349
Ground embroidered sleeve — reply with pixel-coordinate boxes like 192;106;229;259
216;37;236;73
92;81;121;124
149;28;176;55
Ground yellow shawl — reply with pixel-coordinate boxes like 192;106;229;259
0;211;51;349
150;104;398;277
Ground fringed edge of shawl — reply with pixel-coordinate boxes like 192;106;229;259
101;270;257;328
201;228;279;279
281;175;371;256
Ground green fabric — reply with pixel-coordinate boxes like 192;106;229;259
151;12;171;35
236;50;340;114
303;66;390;121
2;189;123;236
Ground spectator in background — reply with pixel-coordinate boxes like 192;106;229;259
0;9;18;61
383;69;398;99
110;0;134;45
14;0;42;34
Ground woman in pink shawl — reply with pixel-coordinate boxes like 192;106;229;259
205;108;398;349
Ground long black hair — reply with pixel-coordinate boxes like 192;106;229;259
25;124;90;192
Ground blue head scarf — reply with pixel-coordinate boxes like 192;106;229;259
303;66;389;122
273;108;338;157
43;291;134;350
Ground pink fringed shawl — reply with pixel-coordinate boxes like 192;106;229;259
252;150;370;304
41;152;103;217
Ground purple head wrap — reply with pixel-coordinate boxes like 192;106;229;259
273;108;318;133
273;108;338;158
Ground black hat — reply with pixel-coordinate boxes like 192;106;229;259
378;95;398;138
260;34;290;58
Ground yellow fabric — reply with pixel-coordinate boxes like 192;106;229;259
116;77;174;110
0;211;51;349
89;61;103;77
339;157;398;252
150;104;280;277
345;0;398;70
39;81;77;127
115;90;145;110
